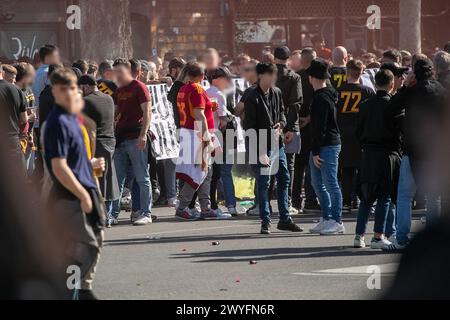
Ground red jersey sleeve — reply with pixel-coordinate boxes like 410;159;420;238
189;84;206;109
136;80;151;105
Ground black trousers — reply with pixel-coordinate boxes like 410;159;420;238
285;153;296;206
340;166;358;206
148;151;166;199
292;152;317;208
209;163;222;210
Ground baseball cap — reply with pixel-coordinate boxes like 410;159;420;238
71;67;83;80
380;62;409;77
274;46;291;60
78;74;97;86
306;58;331;80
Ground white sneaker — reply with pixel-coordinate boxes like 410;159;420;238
309;218;326;234
130;210;141;223
201;208;232;220
388;235;397;244
133;215;153;226
289;206;299;215
370;238;392;249
320;220;346;235
168;197;178;208
246;205;260;216
354;235;366;248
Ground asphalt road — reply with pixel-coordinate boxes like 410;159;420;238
94;205;425;300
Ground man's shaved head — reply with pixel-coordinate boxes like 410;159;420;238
332;46;348;66
300;47;317;69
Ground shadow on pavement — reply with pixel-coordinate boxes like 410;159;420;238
170;245;394;263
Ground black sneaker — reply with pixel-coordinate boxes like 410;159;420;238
154;197;168;207
277;220;304;232
261;223;271;234
78;289;98;300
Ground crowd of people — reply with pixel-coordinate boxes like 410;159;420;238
1;39;450;299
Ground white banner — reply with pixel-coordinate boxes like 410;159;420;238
148;78;249;160
147;84;180;160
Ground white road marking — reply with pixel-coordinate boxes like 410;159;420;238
293;263;398;277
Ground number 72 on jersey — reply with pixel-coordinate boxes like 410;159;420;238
340;91;362;113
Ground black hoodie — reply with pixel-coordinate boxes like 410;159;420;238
310;86;341;155
389;79;447;160
276;64;303;132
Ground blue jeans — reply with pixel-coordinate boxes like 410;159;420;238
356;196;392;236
309;145;343;222
112;139;152;218
105;201;113;219
221;163;236;208
396;156;440;245
251;147;290;224
384;203;396;238
131;179;140;212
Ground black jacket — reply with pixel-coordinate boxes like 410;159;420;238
357;91;403;154
39;85;55;126
356;90;403;202
310;86;341;155
276;64;303;132
244;85;286;152
167;80;184;128
389;80;447;160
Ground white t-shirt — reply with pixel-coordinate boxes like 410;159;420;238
206;85;230;130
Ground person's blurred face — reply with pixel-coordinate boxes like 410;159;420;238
313;39;325;50
259;72;277;88
113;65;132;86
103;69;115;81
362;56;375;67
46;50;61;65
79;84;89;97
4;71;16;84
148;62;158;80
242;62;257;83
26;67;36;86
204;52;220;70
402;57;412;67
131;67;141;80
170;67;182;79
139;69;150;83
52;82;81;113
237;57;251;75
289;54;302;71
213;77;232;92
